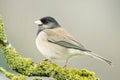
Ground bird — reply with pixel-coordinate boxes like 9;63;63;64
34;16;112;67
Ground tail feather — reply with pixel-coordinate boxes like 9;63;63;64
84;52;112;65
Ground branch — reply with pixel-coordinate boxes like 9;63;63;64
0;67;27;80
0;16;99;80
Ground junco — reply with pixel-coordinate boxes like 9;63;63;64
34;16;112;67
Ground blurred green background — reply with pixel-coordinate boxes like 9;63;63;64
0;0;120;80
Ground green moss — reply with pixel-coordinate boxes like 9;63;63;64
33;78;42;80
0;16;99;80
0;67;27;80
0;16;7;41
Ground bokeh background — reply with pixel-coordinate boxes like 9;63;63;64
0;0;120;80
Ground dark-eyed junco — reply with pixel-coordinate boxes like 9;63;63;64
34;16;112;67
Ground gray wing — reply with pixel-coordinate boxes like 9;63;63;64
44;28;91;52
44;28;112;66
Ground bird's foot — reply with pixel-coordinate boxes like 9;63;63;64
43;59;52;62
63;64;67;69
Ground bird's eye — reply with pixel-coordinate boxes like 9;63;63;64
43;20;49;24
45;21;49;23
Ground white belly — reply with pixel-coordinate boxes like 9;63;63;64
36;31;81;60
36;31;68;59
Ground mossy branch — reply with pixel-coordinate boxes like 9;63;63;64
0;67;27;80
0;16;99;80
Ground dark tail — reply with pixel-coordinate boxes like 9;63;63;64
83;52;112;65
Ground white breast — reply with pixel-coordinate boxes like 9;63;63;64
36;31;81;60
36;31;52;58
36;31;66;59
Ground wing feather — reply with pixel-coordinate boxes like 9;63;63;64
44;28;91;52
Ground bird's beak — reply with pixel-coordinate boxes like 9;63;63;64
34;20;43;26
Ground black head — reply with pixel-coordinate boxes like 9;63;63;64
40;16;60;28
40;17;58;25
35;16;60;35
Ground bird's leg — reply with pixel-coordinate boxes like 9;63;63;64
63;59;69;68
44;59;49;61
43;58;52;62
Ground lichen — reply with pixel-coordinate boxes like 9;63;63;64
0;16;99;80
0;16;7;41
0;67;27;80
